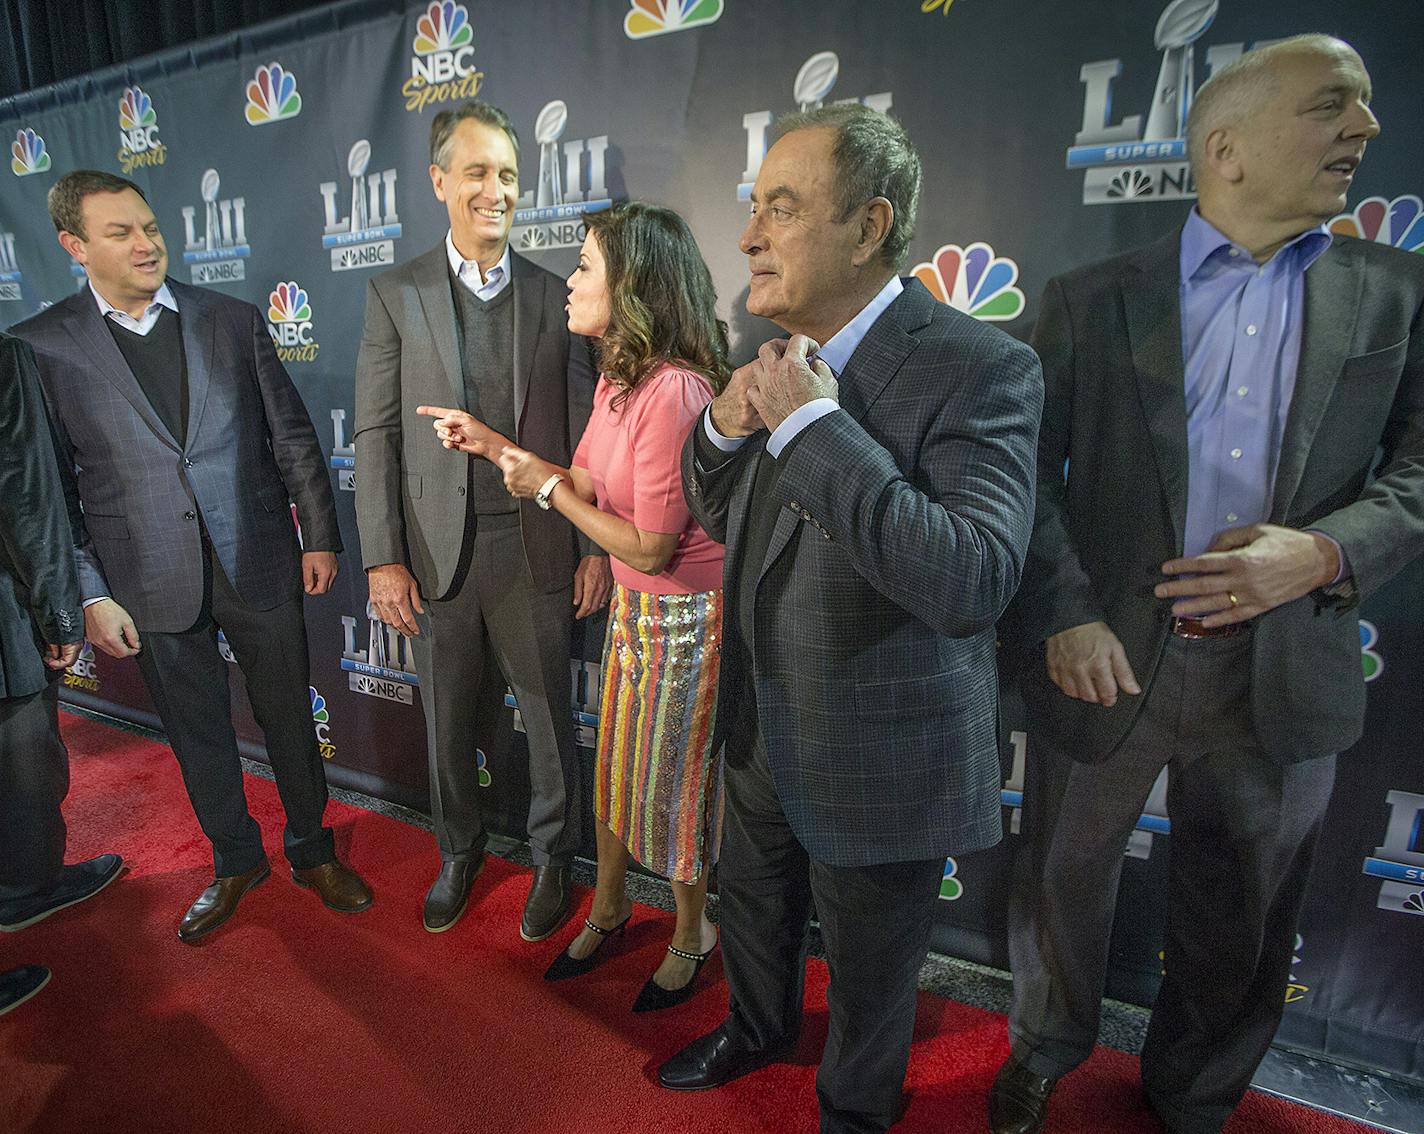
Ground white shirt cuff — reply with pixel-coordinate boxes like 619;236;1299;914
82;596;109;608
702;408;748;452
766;399;839;459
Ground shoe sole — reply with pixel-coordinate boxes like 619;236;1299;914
422;858;485;933
290;870;374;914
0;860;124;932
177;864;271;944
519;907;571;943
0;968;52;1017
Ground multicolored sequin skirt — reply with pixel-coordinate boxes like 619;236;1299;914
595;582;723;885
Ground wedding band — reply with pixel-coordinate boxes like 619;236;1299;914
1227;591;1239;608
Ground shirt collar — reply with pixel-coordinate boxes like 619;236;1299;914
815;275;904;377
1180;207;1332;282
445;232;510;287
89;280;178;320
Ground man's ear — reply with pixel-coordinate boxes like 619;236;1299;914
852;198;893;268
1203;127;1244;185
57;230;85;263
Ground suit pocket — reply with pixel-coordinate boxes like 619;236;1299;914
854;668;968;719
82;512;130;540
258;484;289;513
404;472;423;499
1342;336;1408;380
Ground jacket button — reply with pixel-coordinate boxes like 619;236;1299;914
184;458;194;468
184;510;196;520
456;486;466;496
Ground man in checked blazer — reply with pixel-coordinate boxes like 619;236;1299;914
994;37;1424;1134
660;105;1042;1132
355;101;609;940
11;170;371;944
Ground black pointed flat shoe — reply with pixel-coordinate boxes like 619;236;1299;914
632;940;717;1012
542;913;631;981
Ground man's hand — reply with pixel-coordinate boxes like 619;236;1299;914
708;357;768;438
44;642;81;670
573;555;612;619
302;551;339;595
84;598;141;659
745;335;838;433
1155;524;1340;627
416;405;513;462
1045;620;1141;707
367;563;425;638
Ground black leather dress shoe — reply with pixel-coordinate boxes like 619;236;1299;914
520;860;572;942
0;966;51;1016
178;859;271;943
658;1021;788;1091
423;854;485;933
989;1053;1058;1134
0;854;124;932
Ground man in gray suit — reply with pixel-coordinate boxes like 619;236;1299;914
355;101;609;939
0;330;122;1013
12;170;372;944
995;37;1424;1134
660;105;1041;1132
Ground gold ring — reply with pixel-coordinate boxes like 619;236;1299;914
1227;591;1239;608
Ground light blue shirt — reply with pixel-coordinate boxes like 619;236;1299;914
704;274;904;457
89;281;177;336
446;232;511;302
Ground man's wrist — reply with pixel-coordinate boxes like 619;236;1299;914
1308;531;1343;588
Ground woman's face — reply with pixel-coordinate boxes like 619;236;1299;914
565;231;612;338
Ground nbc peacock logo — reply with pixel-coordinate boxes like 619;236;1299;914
310;686;336;760
939;857;963;901
63;641;100;693
1359;620;1384;683
245;62;302;126
403;2;483;115
117;86;166;173
912;242;1026;322
476;749;492;788
267;282;319;364
1329;195;1424;254
624;0;723;39
10;128;50;177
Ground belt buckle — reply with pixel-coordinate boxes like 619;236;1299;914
1171;616;1243;640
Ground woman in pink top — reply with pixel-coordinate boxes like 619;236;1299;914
420;204;729;1011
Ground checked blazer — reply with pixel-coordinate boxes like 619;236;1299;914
682;278;1043;867
10;280;341;633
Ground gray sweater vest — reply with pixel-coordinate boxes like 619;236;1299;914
450;269;518;514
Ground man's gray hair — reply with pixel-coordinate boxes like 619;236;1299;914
1186;34;1355;168
429;100;520;170
773;103;922;269
47;170;146;238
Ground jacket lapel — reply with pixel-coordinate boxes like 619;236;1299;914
1122;234;1189;552
173;282;214;448
61;290;181;453
1271;241;1362;521
412;245;466;412
510;253;542;437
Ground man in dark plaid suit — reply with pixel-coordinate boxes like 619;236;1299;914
661;104;1043;1132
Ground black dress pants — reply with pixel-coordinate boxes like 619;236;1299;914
0;682;68;901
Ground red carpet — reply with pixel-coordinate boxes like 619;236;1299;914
0;712;1369;1134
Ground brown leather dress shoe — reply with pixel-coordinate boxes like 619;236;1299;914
291;859;373;913
988;1052;1059;1134
178;860;271;943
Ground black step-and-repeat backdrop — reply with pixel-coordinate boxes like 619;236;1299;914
2;0;1420;1083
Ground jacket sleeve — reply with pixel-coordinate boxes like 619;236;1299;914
353;279;409;570
680;408;763;546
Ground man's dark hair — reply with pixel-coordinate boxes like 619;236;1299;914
47;170;147;238
429;100;520;169
772;103;922;269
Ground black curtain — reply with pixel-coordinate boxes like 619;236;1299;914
0;0;341;100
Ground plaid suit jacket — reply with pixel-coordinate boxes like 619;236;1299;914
683;279;1043;867
11;280;340;633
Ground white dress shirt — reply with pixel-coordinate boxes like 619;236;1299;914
90;280;178;336
445;232;512;301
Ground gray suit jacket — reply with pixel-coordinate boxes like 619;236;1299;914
354;245;594;600
0;333;82;698
682;279;1043;867
1014;231;1424;764
10;280;341;633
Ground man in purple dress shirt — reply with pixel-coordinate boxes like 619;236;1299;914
993;35;1424;1134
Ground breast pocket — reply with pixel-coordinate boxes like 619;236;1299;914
1342;337;1408;380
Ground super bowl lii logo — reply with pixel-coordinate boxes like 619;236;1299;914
1363;790;1424;915
320;140;401;273
403;1;484;114
1330;196;1424;254
341;608;419;705
912;243;1026;322
739;52;891;201
245;63;302;126
507;659;604;750
1069;0;1271;205
0;230;22;302
117;86;166;175
10;127;50;177
511;101;615;253
311;686;336;760
329;409;355;493
181;169;250;285
267;282;319;364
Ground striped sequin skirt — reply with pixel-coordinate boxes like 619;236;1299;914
594;582;723;885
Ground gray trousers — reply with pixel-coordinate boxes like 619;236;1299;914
1008;632;1336;1133
0;682;68;901
410;518;580;867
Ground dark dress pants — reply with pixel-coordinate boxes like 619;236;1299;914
1007;632;1336;1133
719;693;943;1134
135;543;334;878
409;519;580;867
0;682;68;902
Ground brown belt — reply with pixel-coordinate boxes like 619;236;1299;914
1171;616;1248;640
